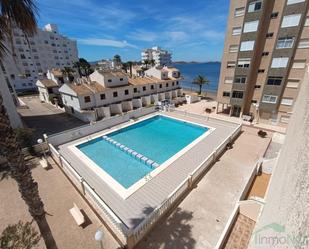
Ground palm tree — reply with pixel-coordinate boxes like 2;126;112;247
193;75;210;95
61;67;75;82
0;1;57;248
150;59;156;67
143;59;149;69
127;61;133;77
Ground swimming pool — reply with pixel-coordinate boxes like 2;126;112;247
74;115;211;197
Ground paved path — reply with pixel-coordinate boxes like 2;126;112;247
0;158;121;249
136;126;271;249
18;95;85;142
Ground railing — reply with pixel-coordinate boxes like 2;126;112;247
48;143;128;242
48;111;242;249
128;118;242;247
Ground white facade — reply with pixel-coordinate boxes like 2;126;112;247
141;46;172;66
59;69;183;122
1;24;78;92
0;70;22;128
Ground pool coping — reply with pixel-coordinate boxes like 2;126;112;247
68;113;215;199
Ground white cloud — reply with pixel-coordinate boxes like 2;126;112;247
128;30;158;42
78;38;138;48
167;31;188;41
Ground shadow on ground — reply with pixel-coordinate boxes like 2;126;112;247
22;113;85;142
135;207;196;249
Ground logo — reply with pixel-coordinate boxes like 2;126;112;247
252;222;308;247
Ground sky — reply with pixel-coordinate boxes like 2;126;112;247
37;0;229;62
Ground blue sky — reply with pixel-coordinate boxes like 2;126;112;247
37;0;229;62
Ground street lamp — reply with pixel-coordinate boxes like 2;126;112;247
37;138;47;159
95;229;104;249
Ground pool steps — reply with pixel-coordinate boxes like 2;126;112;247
102;135;160;168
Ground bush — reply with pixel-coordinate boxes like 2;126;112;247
48;96;55;105
258;130;267;138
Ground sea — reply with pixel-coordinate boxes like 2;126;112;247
173;62;221;93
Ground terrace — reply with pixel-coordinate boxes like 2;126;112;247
46;108;241;247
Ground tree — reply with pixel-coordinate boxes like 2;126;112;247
113;54;122;68
193;75;210;95
61;67;74;82
150;59;156;67
0;1;57;248
127;61;133;77
0;221;41;249
73;61;82;77
79;58;93;77
143;59;150;69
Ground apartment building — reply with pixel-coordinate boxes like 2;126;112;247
217;0;309;124
59;68;183;122
1;24;78;92
141;46;172;66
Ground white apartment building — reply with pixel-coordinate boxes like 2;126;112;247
59;68;183;122
141;46;172;66
1;24;78;92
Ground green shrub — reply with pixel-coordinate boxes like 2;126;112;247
14;128;34;148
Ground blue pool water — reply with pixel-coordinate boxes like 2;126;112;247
77;115;208;188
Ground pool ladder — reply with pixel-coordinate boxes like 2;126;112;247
102;135;160;169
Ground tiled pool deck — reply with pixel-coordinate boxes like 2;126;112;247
58;111;240;230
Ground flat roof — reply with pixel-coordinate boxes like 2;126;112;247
58;112;239;229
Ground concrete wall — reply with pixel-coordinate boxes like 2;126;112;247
47;106;156;146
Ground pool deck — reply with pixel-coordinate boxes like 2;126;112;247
58;111;240;230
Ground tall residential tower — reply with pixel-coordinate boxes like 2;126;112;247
217;0;309;124
0;24;78;92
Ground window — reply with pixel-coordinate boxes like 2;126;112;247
108;79;112;83
224;77;233;84
20;54;26;59
235;7;245;17
292;60;306;69
287;0;305;5
248;1;262;12
286;79;300;88
298;39;309;48
134;88;138;93
237;58;251;68
229;45;239;53
234;76;246;84
251;100;258;103
120;78;123;81
240;41;255;51
10;74;15;80
124;89;129;95
232;27;242;35
254;85;261;89
267;77;283;85
281;98;294;106
276;37;295;49
143;86;146;91
227;61;236;68
262;95;277;104
271;12;279;19
243;20;259;33
266;33;274;38
232;91;244;99
262;52;269;56
223;91;230;97
258;69;265;73
113;91;118;97
172;82;175;86
100;94;105;100
84;96;91;103
166;83;169;87
159;84;162;88
151;85;154;90
281;14;301;28
271;57;289;68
